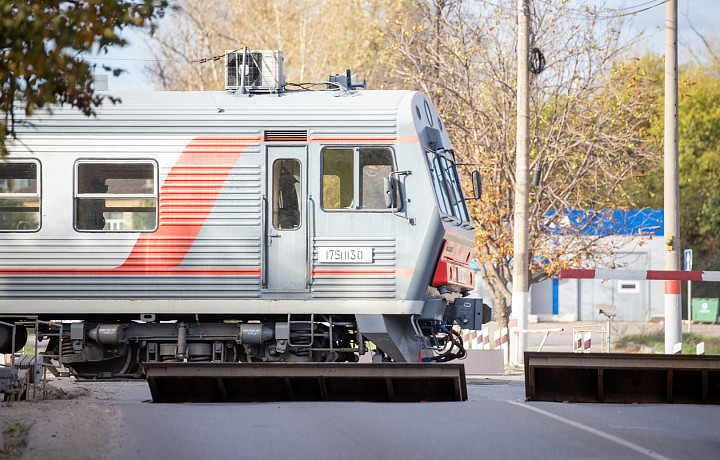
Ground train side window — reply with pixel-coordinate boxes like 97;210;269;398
322;149;354;209
0;160;40;231
360;148;394;209
272;159;301;230
75;161;157;232
322;147;395;211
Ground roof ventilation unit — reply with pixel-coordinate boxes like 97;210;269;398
226;49;285;93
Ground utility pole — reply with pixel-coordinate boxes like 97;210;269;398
664;0;682;354
513;0;530;364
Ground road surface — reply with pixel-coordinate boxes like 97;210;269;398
4;376;718;459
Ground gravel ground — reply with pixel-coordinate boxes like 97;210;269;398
1;377;125;459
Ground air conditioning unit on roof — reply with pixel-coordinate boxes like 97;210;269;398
225;49;285;93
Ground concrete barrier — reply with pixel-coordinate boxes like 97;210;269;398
462;349;504;375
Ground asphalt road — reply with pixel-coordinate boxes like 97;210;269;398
95;379;718;460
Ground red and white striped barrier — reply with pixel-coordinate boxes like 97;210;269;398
573;331;594;352
461;329;482;349
561;269;720;282
492;328;510;364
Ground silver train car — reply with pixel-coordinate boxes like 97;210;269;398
1;71;485;376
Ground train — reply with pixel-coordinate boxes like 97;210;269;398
0;51;487;377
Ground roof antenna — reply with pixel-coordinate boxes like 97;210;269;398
328;69;366;91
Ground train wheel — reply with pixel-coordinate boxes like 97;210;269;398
0;324;27;354
68;348;136;379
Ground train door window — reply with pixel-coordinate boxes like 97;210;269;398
0;160;40;231
322;147;394;210
75;161;157;232
272;159;301;230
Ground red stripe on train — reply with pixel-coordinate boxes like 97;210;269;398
0;268;261;276
0;137;256;277
118;137;255;273
311;269;414;276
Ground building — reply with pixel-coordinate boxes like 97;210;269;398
473;209;665;322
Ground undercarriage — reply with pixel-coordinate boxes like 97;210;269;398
37;315;363;379
2;298;489;380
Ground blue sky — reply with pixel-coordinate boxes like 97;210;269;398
91;0;720;91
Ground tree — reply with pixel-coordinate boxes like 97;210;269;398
630;51;720;300
1;0;171;157
382;0;661;328
145;0;410;91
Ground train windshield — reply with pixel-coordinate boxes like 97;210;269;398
426;150;471;222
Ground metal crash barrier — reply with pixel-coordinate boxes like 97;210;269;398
1;319;63;401
525;352;720;404
144;362;467;403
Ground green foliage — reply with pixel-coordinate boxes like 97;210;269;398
630;54;720;281
0;0;171;157
614;330;664;350
615;331;720;354
1;422;26;454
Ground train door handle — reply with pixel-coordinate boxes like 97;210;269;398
268;232;280;245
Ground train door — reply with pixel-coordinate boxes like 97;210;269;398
265;147;308;291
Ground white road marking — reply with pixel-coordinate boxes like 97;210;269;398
507;401;674;460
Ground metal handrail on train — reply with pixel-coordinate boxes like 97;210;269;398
388;170;411;221
261;195;267;288
306;195;315;289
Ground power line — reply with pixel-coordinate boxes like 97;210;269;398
544;0;664;15
84;56;192;63
480;0;668;21
81;49;241;64
536;0;668;20
78;1;671;66
597;0;668;19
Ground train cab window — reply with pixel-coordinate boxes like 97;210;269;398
0;161;40;231
426;151;470;222
75;161;157;232
272;159;301;230
322;147;394;210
